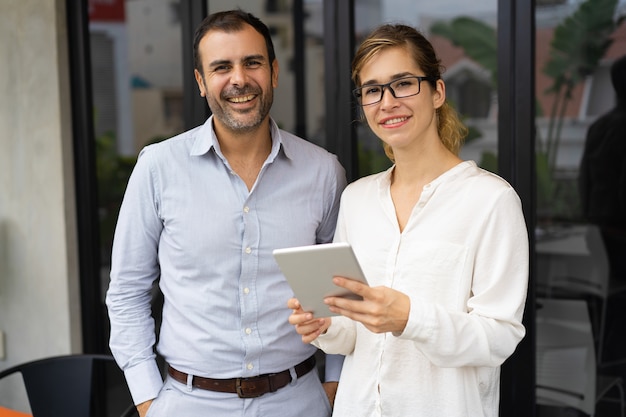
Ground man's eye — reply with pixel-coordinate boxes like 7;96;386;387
246;61;262;68
214;65;230;72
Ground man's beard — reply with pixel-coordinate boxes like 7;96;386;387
207;84;273;133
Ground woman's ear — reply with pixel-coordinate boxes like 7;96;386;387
433;78;446;109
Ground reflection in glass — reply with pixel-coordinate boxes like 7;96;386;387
535;0;626;414
88;1;187;344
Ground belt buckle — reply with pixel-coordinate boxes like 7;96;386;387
236;377;263;398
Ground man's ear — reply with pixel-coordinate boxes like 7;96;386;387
194;69;206;97
272;59;279;88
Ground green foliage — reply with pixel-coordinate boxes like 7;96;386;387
430;17;498;87
535;151;555;210
541;0;617;173
478;151;498;174
464;124;483;145
95;134;169;255
95;132;136;253
430;17;494;155
358;140;392;177
543;0;617;92
536;0;618;220
431;2;619;221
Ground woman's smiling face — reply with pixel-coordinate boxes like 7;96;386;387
358;46;445;153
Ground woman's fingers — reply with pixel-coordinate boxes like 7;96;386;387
287;297;302;310
332;276;370;296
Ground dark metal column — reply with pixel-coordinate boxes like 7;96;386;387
66;0;104;354
498;0;536;415
181;0;210;130
293;0;307;139
323;0;357;181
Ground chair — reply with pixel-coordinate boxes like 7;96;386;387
536;297;624;416
0;354;137;417
0;405;32;417
536;224;626;367
586;226;626;368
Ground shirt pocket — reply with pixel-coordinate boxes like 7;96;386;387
393;241;469;310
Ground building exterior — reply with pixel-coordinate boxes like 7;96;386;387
1;0;625;415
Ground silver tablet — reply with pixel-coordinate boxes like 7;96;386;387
273;242;368;316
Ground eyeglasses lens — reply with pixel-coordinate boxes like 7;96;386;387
356;76;423;106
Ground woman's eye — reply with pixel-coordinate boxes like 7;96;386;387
396;80;415;88
365;86;381;96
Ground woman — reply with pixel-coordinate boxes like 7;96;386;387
288;24;528;416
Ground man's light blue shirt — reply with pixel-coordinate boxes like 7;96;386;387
106;116;346;405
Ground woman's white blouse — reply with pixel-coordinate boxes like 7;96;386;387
314;160;529;417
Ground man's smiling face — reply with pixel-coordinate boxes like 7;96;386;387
194;24;279;134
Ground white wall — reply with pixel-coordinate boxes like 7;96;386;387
0;0;81;412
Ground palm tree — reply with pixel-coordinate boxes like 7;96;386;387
431;0;619;217
541;0;618;175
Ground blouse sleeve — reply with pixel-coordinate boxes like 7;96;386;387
398;187;529;368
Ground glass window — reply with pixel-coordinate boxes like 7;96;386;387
534;0;626;415
88;0;187;345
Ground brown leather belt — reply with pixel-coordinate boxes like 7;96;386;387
167;355;316;398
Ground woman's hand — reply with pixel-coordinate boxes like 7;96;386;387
324;277;410;334
287;298;331;343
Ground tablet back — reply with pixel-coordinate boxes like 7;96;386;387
273;242;367;315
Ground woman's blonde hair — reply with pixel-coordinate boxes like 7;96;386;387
352;24;468;160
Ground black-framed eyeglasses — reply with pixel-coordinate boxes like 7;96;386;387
352;75;438;106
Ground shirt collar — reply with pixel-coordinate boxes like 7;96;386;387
189;115;291;162
376;160;474;189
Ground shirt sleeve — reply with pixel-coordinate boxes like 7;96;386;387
399;187;529;368
315;157;347;244
323;354;344;382
105;147;164;404
312;316;357;356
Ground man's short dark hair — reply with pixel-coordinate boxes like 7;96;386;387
193;9;276;74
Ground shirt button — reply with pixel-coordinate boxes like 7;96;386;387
245;247;252;254
243;287;250;294
245;328;252;335
243;206;250;213
247;363;254;370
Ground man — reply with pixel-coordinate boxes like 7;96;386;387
106;10;346;417
579;54;626;280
